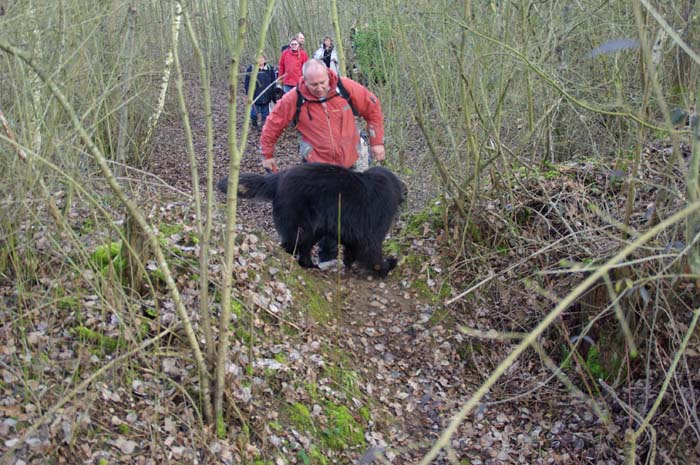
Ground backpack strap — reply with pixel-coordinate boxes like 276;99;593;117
292;78;358;127
336;78;359;117
293;86;305;127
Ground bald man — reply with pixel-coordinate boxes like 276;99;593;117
260;59;385;174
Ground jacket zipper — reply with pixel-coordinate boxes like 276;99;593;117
322;102;339;164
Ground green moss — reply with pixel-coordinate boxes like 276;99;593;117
306;291;333;323
409;278;432;299
322;403;366;450
409;278;452;306
57;295;80;310
268;420;282;431
323;364;360;398
81;218;95;234
117;423;131;434
358;406;371;422
403;253;425;270
232;300;253;346
309;446;329;465
404;202;444;236
97;459;108;465
561;337;623;385
280;271;335;324
216;413;226;438
72;326;125;354
304;381;320;401
436;282;453;301
158;223;183;238
143;307;157;319
231;300;244;319
89;242;127;277
586;345;604;379
383;238;401;256
90;242;122;268
297;447;329;465
288;402;315;432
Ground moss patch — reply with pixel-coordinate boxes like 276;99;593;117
90;242;125;275
287;400;366;457
287;402;315;432
404;201;445;236
322;403;366;450
158;223;183;238
410;278;453;305
72;326;125;354
280;270;335;324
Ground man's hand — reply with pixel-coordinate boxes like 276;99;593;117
262;157;279;173
370;144;386;162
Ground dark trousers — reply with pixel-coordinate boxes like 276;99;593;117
251;103;269;123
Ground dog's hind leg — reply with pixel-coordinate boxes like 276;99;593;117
361;243;396;277
280;226;316;269
342;243;356;269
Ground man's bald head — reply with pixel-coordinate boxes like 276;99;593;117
303;59;331;98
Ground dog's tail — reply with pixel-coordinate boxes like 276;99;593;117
216;173;277;201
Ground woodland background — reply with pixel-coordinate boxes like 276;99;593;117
1;0;700;464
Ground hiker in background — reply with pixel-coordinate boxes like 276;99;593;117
313;36;339;75
244;53;278;128
278;37;308;93
259;59;386;269
294;32;306;50
281;32;306;52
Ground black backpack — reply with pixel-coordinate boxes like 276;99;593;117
292;77;359;127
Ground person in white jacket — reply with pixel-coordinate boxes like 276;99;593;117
313;36;340;75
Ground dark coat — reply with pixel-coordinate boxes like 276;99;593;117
244;63;277;105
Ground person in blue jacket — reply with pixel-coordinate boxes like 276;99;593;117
244;53;278;128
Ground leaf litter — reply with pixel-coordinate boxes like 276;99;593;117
3;77;698;465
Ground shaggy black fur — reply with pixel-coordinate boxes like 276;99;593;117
217;163;404;277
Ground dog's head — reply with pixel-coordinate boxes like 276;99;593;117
364;166;406;206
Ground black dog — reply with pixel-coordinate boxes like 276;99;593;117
218;163;404;277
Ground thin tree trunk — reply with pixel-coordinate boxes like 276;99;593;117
115;4;137;174
330;0;345;76
138;2;178;166
214;0;276;436
182;6;216;365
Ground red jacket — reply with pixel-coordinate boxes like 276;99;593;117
261;69;385;168
278;48;308;86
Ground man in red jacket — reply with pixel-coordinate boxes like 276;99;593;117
260;59;385;173
259;59;387;269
